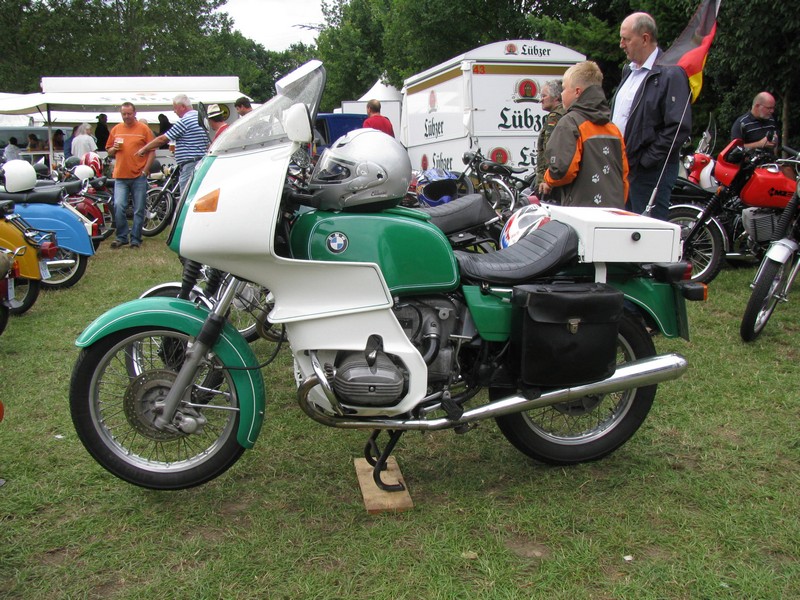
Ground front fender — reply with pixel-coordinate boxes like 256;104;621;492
76;297;265;448
765;238;799;264
670;202;730;253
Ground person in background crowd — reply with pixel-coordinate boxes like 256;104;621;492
52;129;64;151
3;137;20;162
27;134;42;151
207;104;229;141
95;113;110;150
106;102;154;249
71;123;98;158
611;11;691;220
536;79;566;201
136;93;209;195
731;92;779;151
363;99;394;137
234;96;252;117
63;125;79;159
542;61;627;209
157;113;172;149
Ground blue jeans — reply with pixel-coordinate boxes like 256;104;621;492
114;174;148;245
178;158;200;198
627;160;680;221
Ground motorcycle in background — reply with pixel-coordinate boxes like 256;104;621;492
669;140;799;283
0;200;59;314
740;156;800;341
68;61;703;492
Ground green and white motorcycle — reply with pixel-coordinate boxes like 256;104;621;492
69;61;705;491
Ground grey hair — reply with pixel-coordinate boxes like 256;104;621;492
172;93;193;109
628;12;658;43
542;79;563;101
77;123;92;136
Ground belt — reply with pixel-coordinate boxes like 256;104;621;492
178;157;203;167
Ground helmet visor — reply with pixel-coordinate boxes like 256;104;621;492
313;153;352;182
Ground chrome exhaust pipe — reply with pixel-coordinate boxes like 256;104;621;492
298;353;688;431
46;259;76;268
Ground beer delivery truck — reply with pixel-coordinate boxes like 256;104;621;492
399;40;585;176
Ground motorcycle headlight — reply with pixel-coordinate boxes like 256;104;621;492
683;156;694;171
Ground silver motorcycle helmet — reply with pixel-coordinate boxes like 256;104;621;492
1;159;36;192
309;128;412;211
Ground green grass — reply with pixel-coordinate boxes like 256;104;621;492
1;239;799;599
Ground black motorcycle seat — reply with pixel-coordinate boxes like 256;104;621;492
415;194;499;234
0;186;63;205
34;180;84;195
455;219;579;284
479;161;527;177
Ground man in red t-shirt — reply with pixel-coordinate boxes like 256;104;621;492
363;99;394;137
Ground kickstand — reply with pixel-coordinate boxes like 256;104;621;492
364;429;405;492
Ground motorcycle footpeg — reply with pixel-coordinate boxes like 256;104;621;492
440;390;464;422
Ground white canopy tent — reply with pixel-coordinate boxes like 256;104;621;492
0;76;247;164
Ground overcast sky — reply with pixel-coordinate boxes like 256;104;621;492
219;0;325;52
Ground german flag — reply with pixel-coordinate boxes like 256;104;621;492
660;0;721;102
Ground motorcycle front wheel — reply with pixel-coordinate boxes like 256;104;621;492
668;206;725;283
142;188;174;237
70;326;245;489
740;257;793;342
41;250;89;289
493;311;657;465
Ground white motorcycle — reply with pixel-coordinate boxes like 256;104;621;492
68;61;704;491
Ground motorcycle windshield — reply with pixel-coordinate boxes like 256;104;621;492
209;60;326;156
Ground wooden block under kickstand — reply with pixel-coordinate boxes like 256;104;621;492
354;457;414;514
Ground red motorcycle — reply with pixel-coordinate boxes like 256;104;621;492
669;139;798;283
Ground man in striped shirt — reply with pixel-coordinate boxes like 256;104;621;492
137;93;209;195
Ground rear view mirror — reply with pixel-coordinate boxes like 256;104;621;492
283;103;312;144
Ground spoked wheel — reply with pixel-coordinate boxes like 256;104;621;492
0;303;8;336
8;278;40;315
668;207;725;283
494;312;657;465
142;188;174;237
41;249;89;289
740;258;793;341
69;327;245;489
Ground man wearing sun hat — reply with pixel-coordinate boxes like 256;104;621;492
207;104;230;141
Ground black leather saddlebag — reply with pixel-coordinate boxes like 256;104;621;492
511;283;624;387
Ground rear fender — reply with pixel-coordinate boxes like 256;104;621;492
76;296;265;448
610;278;689;340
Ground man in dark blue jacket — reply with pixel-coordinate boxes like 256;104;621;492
612;12;691;220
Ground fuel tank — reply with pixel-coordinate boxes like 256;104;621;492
290;206;459;296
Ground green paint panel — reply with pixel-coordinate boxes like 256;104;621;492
290;210;459;296
462;285;513;342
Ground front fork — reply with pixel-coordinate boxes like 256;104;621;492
683;188;723;249
154;275;246;430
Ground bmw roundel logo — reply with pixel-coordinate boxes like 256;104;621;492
327;232;348;254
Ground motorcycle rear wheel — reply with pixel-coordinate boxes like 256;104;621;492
70;326;245;489
142;188;174;237
740;258;792;341
41;249;89;289
8;278;40;315
493;311;657;465
669;206;725;283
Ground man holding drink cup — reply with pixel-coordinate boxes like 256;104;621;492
106;102;154;249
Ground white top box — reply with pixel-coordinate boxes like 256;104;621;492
546;205;682;263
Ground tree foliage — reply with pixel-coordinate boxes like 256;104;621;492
0;0;798;145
